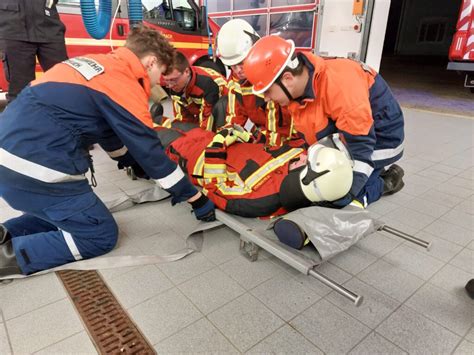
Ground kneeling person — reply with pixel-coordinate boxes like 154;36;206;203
0;26;214;277
244;35;405;208
162;52;228;131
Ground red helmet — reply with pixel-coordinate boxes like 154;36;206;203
243;35;298;94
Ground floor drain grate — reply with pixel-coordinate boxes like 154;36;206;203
57;270;156;354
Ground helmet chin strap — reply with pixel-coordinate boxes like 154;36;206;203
275;76;294;101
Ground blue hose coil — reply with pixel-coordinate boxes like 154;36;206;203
80;0;112;39
128;0;143;27
80;0;143;40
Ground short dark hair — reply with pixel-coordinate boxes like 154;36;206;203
125;25;175;69
169;51;190;73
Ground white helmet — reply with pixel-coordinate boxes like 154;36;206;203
300;144;353;202
280;134;353;211
216;19;260;66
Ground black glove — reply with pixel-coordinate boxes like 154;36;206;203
189;194;216;222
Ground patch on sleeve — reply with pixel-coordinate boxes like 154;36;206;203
64;57;105;80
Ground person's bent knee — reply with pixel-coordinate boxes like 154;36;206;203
81;218;119;258
99;219;119;254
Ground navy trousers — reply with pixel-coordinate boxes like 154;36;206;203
333;168;384;208
2;39;67;102
0;187;118;275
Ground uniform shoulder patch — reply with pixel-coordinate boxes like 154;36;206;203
64;57;105;80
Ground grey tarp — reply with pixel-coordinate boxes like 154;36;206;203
0;184;384;279
273;205;385;261
0;184;223;280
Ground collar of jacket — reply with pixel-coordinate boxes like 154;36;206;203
289;52;325;112
183;66;198;96
170;65;195;97
112;47;151;97
229;71;250;86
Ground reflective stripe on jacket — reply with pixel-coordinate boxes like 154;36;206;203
161;125;303;218
226;73;295;147
0;47;197;200
168;66;228;131
288;53;404;196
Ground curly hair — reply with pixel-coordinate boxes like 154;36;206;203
125;25;175;70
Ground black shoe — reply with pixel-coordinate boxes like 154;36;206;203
273;219;309;250
0;224;11;245
466;279;474;299
382;164;405;196
0;240;21;277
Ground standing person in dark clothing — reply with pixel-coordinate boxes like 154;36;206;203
0;0;68;102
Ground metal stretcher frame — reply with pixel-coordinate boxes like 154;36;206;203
215;210;431;307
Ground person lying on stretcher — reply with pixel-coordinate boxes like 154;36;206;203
130;121;354;220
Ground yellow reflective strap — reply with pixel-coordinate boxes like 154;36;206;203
227;80;236;90
193;151;206;177
173;99;183;120
210;134;225;145
204;166;227;179
233;86;242;95
349;199;365;209
269;131;278;147
199;98;206;128
267;101;276;132
215;78;227;86
227;91;236;124
206;115;214;131
161;117;173;128
215;148;303;196
240;87;254;95
199;67;219;76
234;130;251;143
245;148;302;189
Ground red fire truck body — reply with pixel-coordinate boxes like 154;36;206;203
0;0;223;99
447;0;474;90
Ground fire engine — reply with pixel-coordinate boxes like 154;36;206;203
0;0;401;101
204;0;391;72
0;0;224;101
447;0;474;92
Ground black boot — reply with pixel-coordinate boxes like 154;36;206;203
0;240;22;277
0;224;11;245
381;164;405;196
466;279;474;299
273;219;309;250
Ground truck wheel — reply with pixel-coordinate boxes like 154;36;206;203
195;58;226;77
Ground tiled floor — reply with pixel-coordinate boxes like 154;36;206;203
0;108;473;354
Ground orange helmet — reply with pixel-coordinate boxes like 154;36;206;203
243;35;298;94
